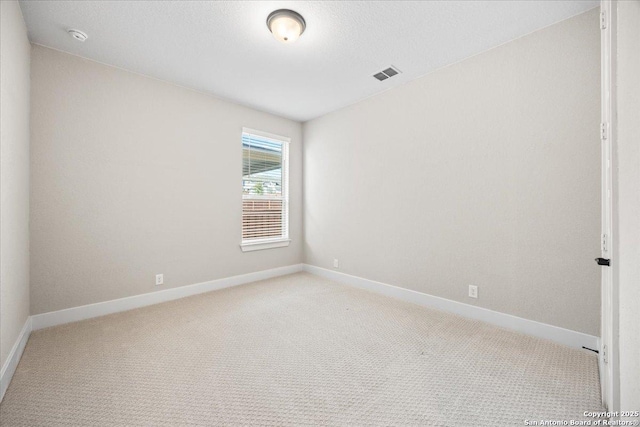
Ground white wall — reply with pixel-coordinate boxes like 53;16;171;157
303;9;601;335
615;0;640;410
29;46;302;315
0;1;31;368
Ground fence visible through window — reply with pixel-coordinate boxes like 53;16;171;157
242;199;283;240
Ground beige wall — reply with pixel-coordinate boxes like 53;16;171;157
303;10;601;335
29;46;302;315
616;0;640;410
0;1;31;368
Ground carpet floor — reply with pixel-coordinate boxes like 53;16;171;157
0;272;602;426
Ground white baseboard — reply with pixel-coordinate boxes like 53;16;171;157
304;264;599;351
31;264;304;331
0;317;32;402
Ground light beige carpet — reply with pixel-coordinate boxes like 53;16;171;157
0;272;602;426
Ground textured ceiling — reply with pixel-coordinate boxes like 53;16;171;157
19;1;598;122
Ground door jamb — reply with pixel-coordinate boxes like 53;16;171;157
599;0;619;412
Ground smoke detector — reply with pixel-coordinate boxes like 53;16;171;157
67;29;88;42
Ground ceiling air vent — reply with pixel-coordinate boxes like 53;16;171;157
373;66;401;81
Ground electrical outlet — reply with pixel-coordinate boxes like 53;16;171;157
468;285;478;299
333;259;339;269
156;274;164;286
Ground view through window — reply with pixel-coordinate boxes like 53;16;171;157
242;131;289;245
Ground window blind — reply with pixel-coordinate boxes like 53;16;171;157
242;131;289;243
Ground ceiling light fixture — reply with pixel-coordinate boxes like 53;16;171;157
266;9;306;44
67;29;88;42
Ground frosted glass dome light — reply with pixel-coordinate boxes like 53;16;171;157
267;9;306;44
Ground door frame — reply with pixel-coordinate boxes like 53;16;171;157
599;0;619;411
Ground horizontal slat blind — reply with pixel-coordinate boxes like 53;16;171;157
242;132;289;242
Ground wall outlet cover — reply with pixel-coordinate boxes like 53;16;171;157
469;285;478;299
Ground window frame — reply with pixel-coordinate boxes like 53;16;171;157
240;127;290;252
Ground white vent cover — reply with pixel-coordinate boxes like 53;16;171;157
373;66;401;81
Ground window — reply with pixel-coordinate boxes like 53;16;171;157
241;128;290;251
